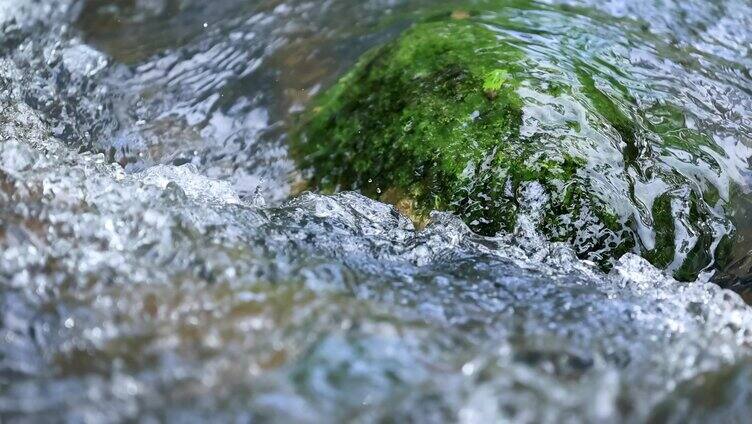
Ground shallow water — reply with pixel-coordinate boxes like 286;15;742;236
1;0;752;422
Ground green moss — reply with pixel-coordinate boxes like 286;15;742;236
643;194;675;268
576;64;639;167
645;103;725;159
483;69;510;95
296;20;528;236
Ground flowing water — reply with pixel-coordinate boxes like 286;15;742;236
1;0;752;422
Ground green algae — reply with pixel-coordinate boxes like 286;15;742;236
292;16;734;279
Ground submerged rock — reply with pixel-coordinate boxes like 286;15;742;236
294;15;734;279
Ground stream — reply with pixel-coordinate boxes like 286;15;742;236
2;0;752;422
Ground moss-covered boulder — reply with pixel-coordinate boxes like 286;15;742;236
293;15;733;279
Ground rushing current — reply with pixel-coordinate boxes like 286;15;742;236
2;0;752;422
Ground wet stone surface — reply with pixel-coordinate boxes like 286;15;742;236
294;15;739;279
1;0;752;422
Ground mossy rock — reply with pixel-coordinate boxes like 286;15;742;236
292;15;733;279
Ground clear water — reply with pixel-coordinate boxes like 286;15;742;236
1;0;752;422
